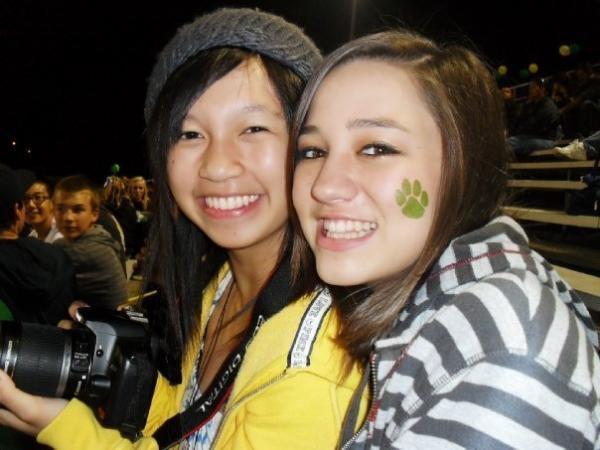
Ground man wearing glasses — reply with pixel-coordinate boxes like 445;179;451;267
24;180;63;243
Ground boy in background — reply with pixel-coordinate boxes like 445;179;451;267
54;175;127;309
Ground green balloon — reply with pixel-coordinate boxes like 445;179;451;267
519;69;530;79
570;43;581;55
110;163;121;174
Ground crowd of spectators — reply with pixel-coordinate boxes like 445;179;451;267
503;62;600;161
0;166;152;326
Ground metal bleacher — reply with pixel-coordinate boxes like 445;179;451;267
503;154;600;312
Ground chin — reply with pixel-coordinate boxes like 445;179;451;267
317;263;366;287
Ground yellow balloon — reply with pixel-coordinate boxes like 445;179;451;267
498;65;508;75
528;63;539;74
559;45;571;56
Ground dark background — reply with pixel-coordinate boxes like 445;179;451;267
1;0;599;181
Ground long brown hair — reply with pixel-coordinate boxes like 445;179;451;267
129;176;150;211
102;176;130;209
289;30;508;362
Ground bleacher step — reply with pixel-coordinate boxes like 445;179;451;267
530;240;600;272
508;180;586;190
509;161;596;170
553;265;600;312
503;206;599;229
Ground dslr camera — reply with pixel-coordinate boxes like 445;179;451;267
0;307;158;440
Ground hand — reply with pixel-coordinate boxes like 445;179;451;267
56;300;91;329
0;370;68;436
68;300;90;321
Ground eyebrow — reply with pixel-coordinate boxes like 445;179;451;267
346;117;410;132
184;103;284;122
57;203;86;208
240;103;284;118
299;117;410;136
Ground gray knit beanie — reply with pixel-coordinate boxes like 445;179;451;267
144;7;322;123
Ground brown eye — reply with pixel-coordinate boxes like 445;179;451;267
179;131;202;140
297;147;326;160
243;126;268;134
360;143;400;156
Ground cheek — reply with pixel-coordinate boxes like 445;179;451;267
252;143;286;177
292;168;315;218
166;152;192;197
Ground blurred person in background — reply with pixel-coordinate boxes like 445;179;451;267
102;176;139;256
130;176;151;213
24;180;63;243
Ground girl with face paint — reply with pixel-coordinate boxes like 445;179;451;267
291;30;600;449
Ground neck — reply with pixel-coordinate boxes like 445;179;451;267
226;232;285;303
33;219;52;240
0;228;19;239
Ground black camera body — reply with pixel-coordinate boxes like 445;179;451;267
0;307;158;440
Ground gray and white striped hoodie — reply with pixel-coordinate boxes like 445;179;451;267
346;216;600;449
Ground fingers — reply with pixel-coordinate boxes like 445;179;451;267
0;408;39;436
68;300;90;321
57;319;75;330
0;370;68;435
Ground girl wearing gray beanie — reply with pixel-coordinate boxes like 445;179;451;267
0;7;368;450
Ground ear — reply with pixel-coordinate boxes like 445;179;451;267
13;202;25;227
91;208;100;224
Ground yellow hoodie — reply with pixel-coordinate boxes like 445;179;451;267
38;268;367;449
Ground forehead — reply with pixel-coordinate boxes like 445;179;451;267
187;57;283;117
306;59;437;135
55;189;94;206
26;182;49;194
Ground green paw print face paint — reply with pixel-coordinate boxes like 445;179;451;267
395;178;429;219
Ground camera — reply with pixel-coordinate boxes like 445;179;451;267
0;307;158;440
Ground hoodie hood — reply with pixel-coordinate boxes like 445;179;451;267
76;224;122;254
378;215;599;350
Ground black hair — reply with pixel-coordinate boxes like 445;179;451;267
144;47;305;380
0;201;20;231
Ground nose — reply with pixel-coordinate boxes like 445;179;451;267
62;210;74;222
310;152;358;204
197;136;243;182
24;198;37;210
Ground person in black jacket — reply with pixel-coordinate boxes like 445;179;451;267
0;164;74;325
507;77;561;157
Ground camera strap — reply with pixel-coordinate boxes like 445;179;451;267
153;258;295;449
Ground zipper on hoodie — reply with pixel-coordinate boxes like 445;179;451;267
340;353;378;450
211;371;287;447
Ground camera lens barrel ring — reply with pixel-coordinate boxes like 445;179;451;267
0;322;21;378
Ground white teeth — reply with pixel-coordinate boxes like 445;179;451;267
323;219;376;239
205;195;259;210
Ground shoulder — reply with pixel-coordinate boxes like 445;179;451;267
61;230;120;267
13;237;69;259
411;269;599;395
237;289;352;390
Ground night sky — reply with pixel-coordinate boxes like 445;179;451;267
1;0;599;183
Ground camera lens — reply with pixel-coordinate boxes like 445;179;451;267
0;321;92;398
